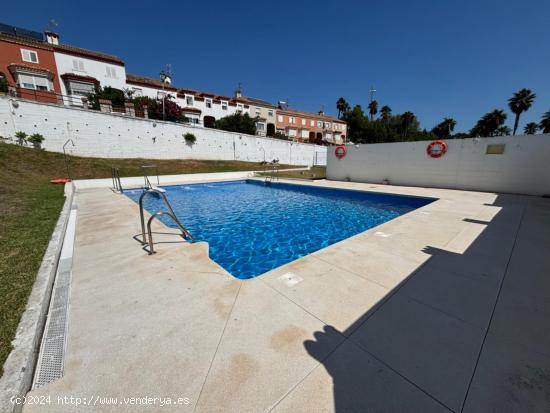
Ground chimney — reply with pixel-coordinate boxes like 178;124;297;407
44;31;59;45
318;110;325;116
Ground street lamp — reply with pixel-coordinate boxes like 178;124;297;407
159;64;172;121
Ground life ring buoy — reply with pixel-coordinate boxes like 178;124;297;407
426;140;448;158
335;145;347;159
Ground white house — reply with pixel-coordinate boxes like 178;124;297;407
46;32;127;107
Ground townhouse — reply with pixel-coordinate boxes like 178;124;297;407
0;24;61;104
0;21;345;143
276;107;346;144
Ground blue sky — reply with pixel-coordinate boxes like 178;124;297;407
4;0;550;132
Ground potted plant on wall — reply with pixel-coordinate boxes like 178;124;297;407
184;133;196;145
27;133;45;149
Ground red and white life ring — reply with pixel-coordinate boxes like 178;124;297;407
335;145;347;159
426;140;448;158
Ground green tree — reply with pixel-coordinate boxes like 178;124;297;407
540;111;550;133
216;113;256;135
494;126;512;136
431;118;456;139
508;88;536;135
368;100;378;121
336;97;350;119
401;112;416;137
523;122;538;135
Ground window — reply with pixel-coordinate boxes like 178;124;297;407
17;73;49;90
21;49;38;63
325;122;331;128
186;96;194;106
301;118;306;126
105;67;117;78
222;101;228;110
268;110;273;117
205;98;212;108
257;123;265;131
289;116;295;124
255;107;261;116
317;121;323;128
68;81;95;96
310;120;315;126
237;103;243;112
277;115;283;122
72;59;85;72
131;87;142;97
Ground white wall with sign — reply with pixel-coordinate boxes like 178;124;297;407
326;135;550;196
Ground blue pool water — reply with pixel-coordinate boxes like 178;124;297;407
126;180;434;279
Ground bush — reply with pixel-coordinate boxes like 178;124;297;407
15;131;27;146
215;113;256;135
87;86;125;110
28;133;45;149
183;133;196;144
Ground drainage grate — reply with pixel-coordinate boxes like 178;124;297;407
32;263;71;389
32;207;76;389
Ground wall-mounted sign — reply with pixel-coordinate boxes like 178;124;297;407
486;144;506;155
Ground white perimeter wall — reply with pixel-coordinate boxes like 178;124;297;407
327;136;550;196
0;97;326;166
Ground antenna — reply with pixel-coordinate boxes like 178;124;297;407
369;85;376;102
47;19;58;32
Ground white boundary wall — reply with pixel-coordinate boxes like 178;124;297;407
0;97;325;166
327;135;550;196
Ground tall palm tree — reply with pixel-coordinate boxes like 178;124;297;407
540;111;550;134
508;88;536;135
380;105;392;123
401;111;416;137
523;122;538;135
336;97;350;119
368;100;378;121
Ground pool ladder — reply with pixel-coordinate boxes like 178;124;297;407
141;164;159;189
111;167;123;193
138;188;193;254
264;160;280;184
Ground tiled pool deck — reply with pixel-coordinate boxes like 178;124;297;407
25;177;550;412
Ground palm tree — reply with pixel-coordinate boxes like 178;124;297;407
523;122;538;135
495;126;512;136
380;105;391;125
540;111;550;134
471;110;507;137
401;111;416;137
368;100;378;121
508;88;536;135
432;118;457;139
336;97;350;119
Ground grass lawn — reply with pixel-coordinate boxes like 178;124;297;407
260;166;326;180
0;142;296;372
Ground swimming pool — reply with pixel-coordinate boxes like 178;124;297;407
126;180;434;279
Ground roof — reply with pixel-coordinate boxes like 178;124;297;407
126;74;178;91
277;107;345;123
53;43;124;65
60;73;100;85
0;32;53;51
8;63;55;80
181;107;201;113
236;95;277;109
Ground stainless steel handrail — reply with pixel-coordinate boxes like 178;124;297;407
138;188;193;254
111;167;123;193
264;160;280;184
141;165;159;189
